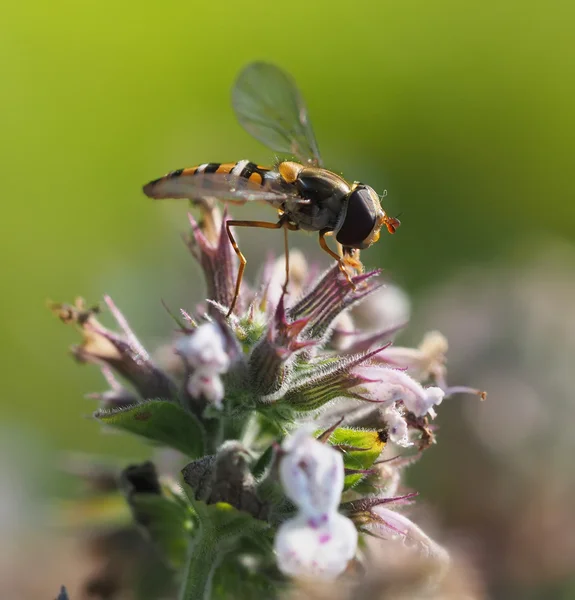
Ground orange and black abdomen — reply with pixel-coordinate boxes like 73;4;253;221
169;161;270;185
143;160;273;199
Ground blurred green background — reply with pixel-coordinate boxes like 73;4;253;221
2;0;575;597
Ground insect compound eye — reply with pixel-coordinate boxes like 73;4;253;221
335;185;379;249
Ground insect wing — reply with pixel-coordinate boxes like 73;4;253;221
232;62;323;167
143;171;303;206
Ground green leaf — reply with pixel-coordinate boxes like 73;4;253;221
96;400;206;458
328;428;386;489
130;491;193;568
179;488;272;600
210;551;281;600
183;488;269;540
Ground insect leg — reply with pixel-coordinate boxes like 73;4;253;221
283;225;290;295
225;219;284;317
334;241;363;273
342;247;364;273
318;229;357;289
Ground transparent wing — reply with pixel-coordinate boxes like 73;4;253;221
143;171;308;207
232;62;323;167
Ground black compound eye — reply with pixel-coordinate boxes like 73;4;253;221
335;186;378;248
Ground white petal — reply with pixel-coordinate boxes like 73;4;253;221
176;323;230;372
352;366;403;407
353;366;445;417
274;512;358;580
403;386;444;417
366;506;450;567
384;406;412;447
186;371;224;408
377;331;448;382
280;428;344;517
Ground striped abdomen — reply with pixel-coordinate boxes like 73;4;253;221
182;161;272;185
143;160;275;200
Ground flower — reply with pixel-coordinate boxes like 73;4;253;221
53;195;483;596
175;322;231;409
376;331;448;384
351;365;445;417
274;511;358;580
363;504;450;569
384;405;412;447
175;322;230;372
275;428;358;579
51;296;176;401
279;427;344;517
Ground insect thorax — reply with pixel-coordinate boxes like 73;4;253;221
284;166;351;232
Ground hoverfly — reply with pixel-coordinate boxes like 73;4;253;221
143;62;399;317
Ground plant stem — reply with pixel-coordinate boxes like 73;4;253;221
178;528;221;600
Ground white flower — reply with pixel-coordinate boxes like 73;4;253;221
280;427;344;517
376;331;448;384
405;385;444;418
352;366;445;417
175;322;230;373
364;505;450;568
175;323;230;408
384;406;412;447
275;427;358;579
186;372;225;409
352;366;404;408
274;511;358;580
351;283;411;333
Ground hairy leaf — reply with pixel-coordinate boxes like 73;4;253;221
96;400;206;458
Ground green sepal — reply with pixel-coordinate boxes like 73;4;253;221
96;400;206;458
328;427;386;489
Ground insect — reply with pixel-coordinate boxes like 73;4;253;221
143;62;400;317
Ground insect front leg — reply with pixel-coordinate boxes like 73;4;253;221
341;246;364;274
225;219;285;317
318;229;357;290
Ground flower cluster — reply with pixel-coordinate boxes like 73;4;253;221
52;200;484;598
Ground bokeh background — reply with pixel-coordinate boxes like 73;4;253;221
2;1;575;598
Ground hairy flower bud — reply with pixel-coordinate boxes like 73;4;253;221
86;366;139;409
182;441;266;519
288;266;381;344
51;296;176;401
184;209;238;315
248;294;314;399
